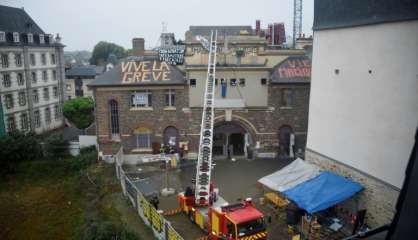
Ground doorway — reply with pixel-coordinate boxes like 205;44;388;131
278;125;293;156
163;126;179;149
213;121;251;159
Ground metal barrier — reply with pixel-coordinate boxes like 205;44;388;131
114;147;184;240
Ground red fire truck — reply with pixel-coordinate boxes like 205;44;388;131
178;190;267;240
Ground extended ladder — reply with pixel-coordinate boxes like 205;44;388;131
194;30;218;206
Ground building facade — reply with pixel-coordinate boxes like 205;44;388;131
0;5;65;135
91;26;311;160
306;0;418;227
65;65;105;100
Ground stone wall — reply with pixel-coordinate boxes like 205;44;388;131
95;82;310;157
305;148;399;227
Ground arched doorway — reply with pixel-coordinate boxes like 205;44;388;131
163;126;179;148
213;121;253;159
278;125;293;157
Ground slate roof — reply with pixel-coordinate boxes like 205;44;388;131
314;0;418;30
89;56;186;87
188;26;253;37
66;66;98;78
271;56;311;84
0;5;44;34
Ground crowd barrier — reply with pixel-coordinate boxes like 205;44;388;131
114;147;184;240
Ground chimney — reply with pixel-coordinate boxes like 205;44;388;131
132;38;145;56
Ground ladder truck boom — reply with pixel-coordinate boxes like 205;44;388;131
194;30;218;206
177;30;267;240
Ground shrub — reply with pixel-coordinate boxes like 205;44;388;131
83;222;140;240
0;131;42;172
43;133;69;159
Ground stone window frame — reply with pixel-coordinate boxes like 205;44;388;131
44;107;51;124
39;34;45;44
20;112;29;131
31;71;37;83
18;91;26;106
2;73;11;87
109;100;120;140
4;94;14;109
280;88;294;108
14;53;22;67
17;72;25;86
230;78;237;86
41;53;47;65
43;87;50;100
13;32;20;43
53;86;58;98
32;89;39;103
30;53;36;66
50;53;56;65
28;33;34;43
164;89;175;107
6;115;16;132
239;78;246;86
54;105;60;120
34;110;41;128
0;31;5;42
1;53;9;68
42;70;48;82
189;78;196;87
131;90;152;108
52;70;57;81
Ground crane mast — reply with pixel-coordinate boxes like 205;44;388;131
194;30;218;206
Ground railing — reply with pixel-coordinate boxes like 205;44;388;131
114;147;184;240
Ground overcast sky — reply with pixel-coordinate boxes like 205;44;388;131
3;0;313;51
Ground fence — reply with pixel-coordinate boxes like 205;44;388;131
114;147;184;240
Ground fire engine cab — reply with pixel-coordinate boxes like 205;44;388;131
178;192;267;240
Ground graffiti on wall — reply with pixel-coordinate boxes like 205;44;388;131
275;56;311;80
191;46;258;56
159;46;185;65
121;60;171;84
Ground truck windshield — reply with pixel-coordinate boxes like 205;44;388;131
237;218;266;237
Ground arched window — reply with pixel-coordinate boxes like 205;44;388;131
134;126;152;149
109;100;120;139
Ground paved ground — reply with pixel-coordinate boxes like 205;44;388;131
124;157;293;240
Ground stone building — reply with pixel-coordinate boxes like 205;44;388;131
306;0;418;227
0;5;65;135
91;26;311;160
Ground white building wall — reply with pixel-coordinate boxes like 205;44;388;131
307;20;418;188
188;70;269;107
1;46;64;134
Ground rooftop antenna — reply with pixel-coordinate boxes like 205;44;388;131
293;0;303;48
162;21;168;33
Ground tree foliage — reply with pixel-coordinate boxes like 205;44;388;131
63;97;95;130
90;41;126;65
0;131;42;172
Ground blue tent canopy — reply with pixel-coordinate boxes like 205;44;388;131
283;171;363;213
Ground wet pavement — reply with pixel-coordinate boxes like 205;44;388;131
123;157;293;240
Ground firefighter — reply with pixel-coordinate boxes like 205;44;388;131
150;195;159;210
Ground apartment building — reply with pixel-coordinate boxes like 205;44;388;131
0;5;65;135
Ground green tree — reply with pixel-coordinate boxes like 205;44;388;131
90;41;126;65
63;97;95;132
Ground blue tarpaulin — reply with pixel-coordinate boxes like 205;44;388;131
283;171;363;213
